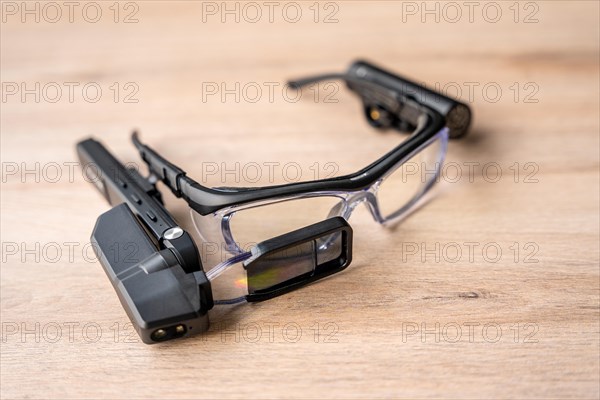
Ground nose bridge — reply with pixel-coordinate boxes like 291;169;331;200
347;190;368;206
345;189;381;221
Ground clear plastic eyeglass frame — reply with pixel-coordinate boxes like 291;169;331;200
193;128;448;260
130;60;471;303
190;128;448;303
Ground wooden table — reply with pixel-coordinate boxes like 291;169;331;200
1;1;598;398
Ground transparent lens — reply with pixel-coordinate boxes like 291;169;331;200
376;130;448;220
209;256;250;301
191;195;345;264
227;196;343;247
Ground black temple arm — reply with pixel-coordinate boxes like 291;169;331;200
132;132;186;197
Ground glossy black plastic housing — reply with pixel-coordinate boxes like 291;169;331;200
76;138;213;344
346;60;472;139
132;60;470;216
243;217;353;302
92;204;213;344
77;138;201;274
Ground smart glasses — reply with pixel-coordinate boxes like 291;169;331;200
78;60;471;342
132;60;471;303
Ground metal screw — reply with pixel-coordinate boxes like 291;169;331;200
163;227;184;240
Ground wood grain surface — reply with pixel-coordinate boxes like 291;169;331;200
1;1;599;399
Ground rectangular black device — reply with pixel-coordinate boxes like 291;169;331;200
243;217;352;302
77;138;213;344
346;60;472;138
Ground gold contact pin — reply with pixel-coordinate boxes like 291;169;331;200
370;108;380;121
152;329;167;340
